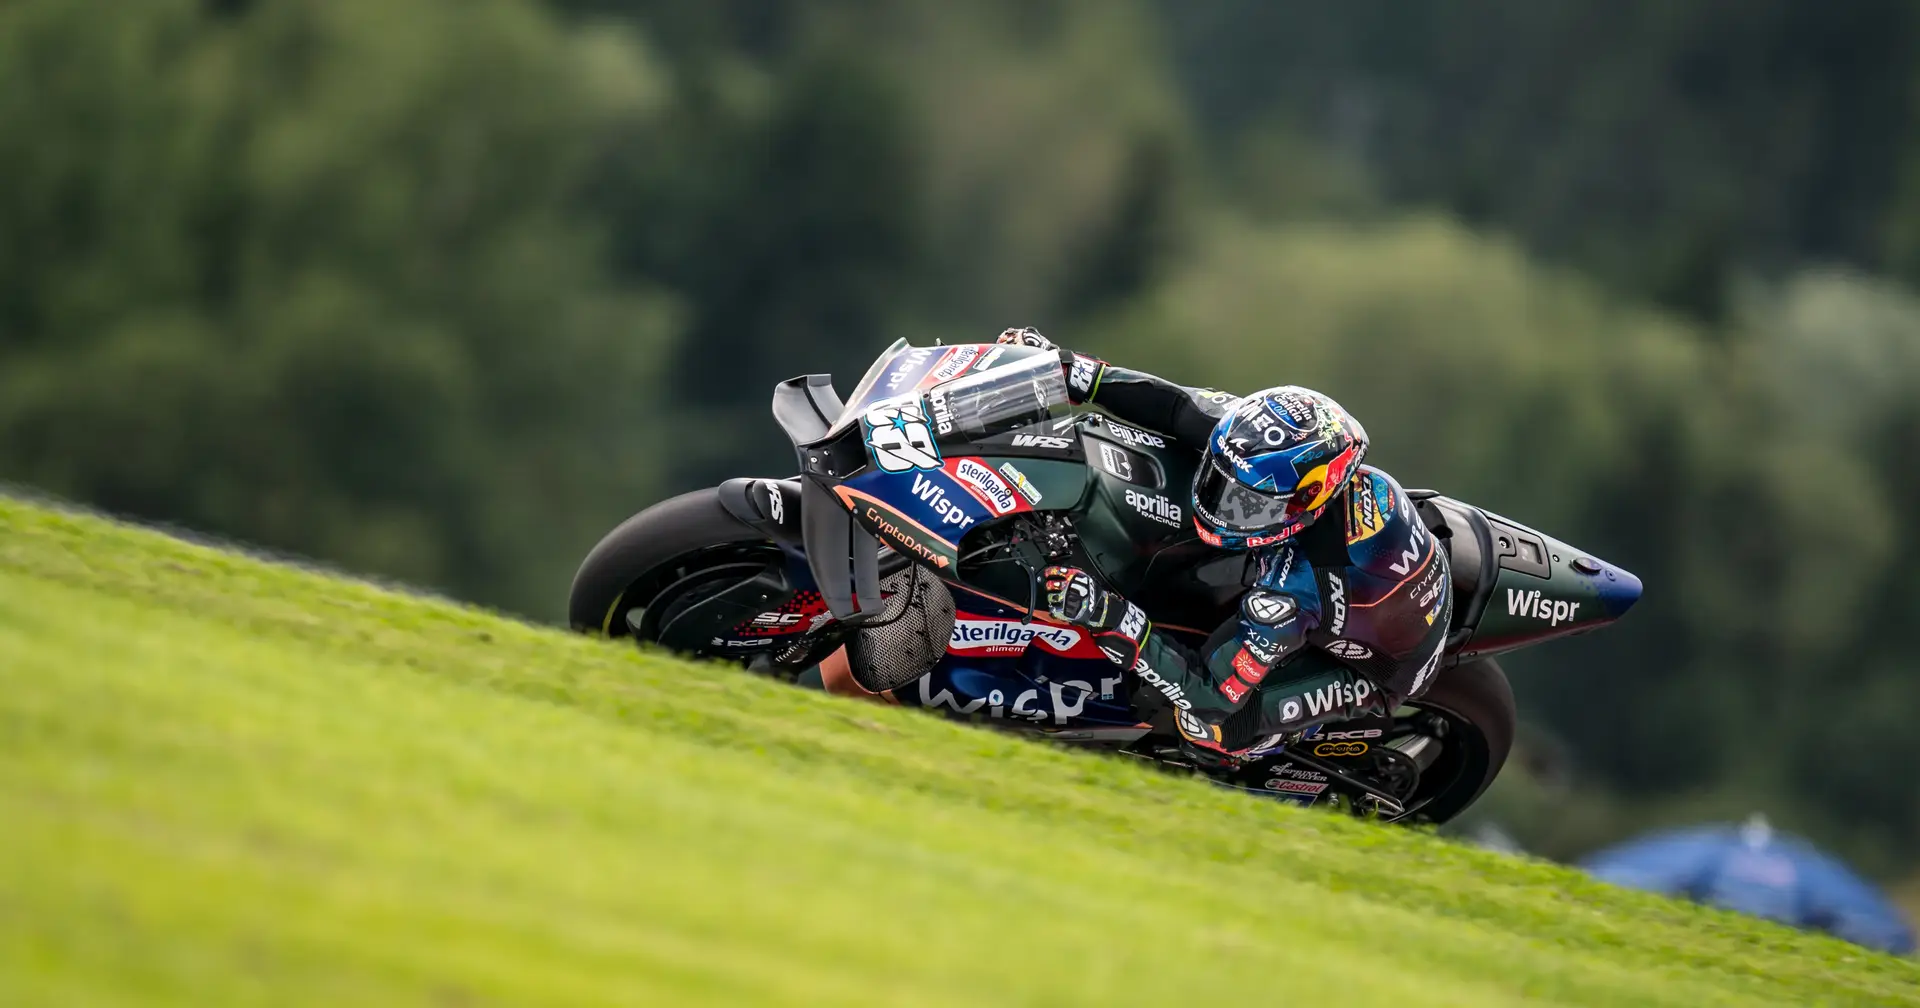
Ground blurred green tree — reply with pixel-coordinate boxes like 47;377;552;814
0;0;677;616
1156;0;1920;318
570;0;1188;486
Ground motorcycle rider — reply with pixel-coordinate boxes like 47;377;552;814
820;327;1450;759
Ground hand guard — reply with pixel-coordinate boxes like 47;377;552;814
1043;566;1150;669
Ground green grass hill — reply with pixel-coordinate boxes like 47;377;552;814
2;497;1915;1006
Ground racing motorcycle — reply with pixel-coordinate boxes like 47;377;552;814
568;340;1642;823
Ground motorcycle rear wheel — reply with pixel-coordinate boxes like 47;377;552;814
1387;657;1515;823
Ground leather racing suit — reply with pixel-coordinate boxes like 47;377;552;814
1067;354;1452;756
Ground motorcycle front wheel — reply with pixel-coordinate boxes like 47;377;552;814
568;487;781;641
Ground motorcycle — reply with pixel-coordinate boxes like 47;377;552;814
569;340;1641;823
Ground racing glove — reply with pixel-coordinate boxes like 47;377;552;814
1042;566;1150;669
995;327;1104;404
996;326;1055;349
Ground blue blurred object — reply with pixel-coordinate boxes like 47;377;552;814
1582;816;1914;954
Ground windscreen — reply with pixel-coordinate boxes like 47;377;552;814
830;342;1065;438
925;351;1067;440
831;338;912;434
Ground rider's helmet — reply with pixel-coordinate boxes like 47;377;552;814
1190;386;1369;549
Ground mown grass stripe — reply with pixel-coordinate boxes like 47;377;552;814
1;497;1915;1005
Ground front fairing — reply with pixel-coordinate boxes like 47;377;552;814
784;338;1241;631
811;343;1081;578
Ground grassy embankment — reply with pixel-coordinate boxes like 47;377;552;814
2;497;1915;1006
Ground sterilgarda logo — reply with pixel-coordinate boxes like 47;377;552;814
928;389;955;435
948;458;1020;515
926;345;982;385
1506;588;1583;626
910;472;978;531
948;618;1083;655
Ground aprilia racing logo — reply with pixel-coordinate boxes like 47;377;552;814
928;390;955;435
1103;418;1166;448
1125;489;1182;527
1134;658;1191;710
1506;588;1583;626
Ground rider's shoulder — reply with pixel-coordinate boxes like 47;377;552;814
1243;541;1321;628
1186;385;1241;419
1338;465;1433;578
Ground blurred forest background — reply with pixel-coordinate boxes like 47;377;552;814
5;0;1920;888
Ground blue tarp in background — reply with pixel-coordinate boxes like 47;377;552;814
1582;817;1914;955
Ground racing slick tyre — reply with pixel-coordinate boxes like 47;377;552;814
1402;657;1515;823
567;487;773;639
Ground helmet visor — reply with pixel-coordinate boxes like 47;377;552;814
1195;458;1317;532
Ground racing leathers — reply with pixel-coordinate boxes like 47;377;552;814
1052;351;1452;757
